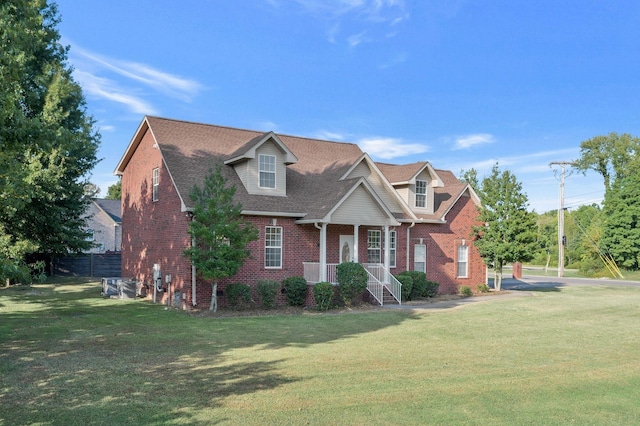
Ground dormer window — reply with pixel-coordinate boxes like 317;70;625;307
415;180;427;208
259;154;276;189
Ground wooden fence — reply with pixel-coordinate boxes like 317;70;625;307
53;253;121;277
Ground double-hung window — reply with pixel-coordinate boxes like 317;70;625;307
259;154;276;189
414;244;426;273
265;226;282;268
415;180;427;208
457;244;469;278
367;230;381;263
389;230;397;268
152;168;159;201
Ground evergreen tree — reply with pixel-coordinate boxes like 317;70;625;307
472;164;537;290
459;168;480;192
183;165;259;311
0;0;100;277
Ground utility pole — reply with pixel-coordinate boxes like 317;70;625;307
549;161;575;277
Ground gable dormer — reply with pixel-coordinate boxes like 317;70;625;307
224;132;297;197
376;161;444;216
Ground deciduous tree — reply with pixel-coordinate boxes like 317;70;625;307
0;0;100;278
472;164;537;290
183;165;259;311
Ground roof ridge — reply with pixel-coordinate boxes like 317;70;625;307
146;115;360;149
146;115;265;135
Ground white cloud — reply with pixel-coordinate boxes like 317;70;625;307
358;137;429;159
348;31;369;47
72;45;203;102
314;130;346;141
74;70;158;115
453;133;495;150
277;0;407;44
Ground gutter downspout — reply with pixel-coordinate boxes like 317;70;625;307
406;222;416;271
191;236;197;307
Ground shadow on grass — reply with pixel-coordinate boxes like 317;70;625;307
0;280;415;424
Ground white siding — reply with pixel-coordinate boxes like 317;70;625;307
244;141;287;196
331;186;390;225
413;169;434;214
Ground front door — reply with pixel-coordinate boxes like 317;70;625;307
340;235;354;263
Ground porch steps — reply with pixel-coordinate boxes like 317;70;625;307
382;286;399;305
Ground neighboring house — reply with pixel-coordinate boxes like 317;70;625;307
115;116;485;308
84;198;122;253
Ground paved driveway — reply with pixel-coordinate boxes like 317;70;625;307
385;275;640;311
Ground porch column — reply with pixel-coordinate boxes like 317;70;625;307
384;225;390;270
353;224;359;263
319;223;327;282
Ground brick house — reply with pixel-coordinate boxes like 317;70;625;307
84;199;122;253
115;116;485;308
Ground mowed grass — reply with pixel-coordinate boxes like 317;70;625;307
2;280;640;425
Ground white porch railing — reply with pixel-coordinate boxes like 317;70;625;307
303;262;338;284
362;263;402;305
303;262;401;306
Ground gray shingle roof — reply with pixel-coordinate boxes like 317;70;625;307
93;199;121;223
146;116;363;218
121;116;472;222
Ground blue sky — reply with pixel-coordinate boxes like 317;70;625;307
55;0;640;213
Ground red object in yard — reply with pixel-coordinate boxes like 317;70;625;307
512;262;522;279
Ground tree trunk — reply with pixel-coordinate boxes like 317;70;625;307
544;253;550;273
494;263;503;291
209;282;218;312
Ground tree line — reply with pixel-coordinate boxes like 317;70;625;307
463;132;640;283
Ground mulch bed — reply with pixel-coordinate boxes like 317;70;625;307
189;291;510;318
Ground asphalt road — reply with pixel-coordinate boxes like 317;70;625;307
502;275;640;290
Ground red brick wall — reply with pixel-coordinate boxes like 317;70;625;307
120;128;193;307
408;194;486;294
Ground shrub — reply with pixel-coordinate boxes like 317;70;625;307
225;283;252;309
477;283;490;293
399;271;427;299
257;280;280;309
282;276;308;306
395;274;413;301
336;262;368;306
459;285;473;297
424;280;440;298
313;282;334;311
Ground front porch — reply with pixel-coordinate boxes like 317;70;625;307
303;262;402;306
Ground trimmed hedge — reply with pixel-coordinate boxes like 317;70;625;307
313;282;334;311
395;274;413;301
225;283;252;309
282;276;308;306
336;262;368;306
257;280;280;309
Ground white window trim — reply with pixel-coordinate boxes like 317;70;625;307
414;244;426;273
415;180;427;208
265;226;282;269
367;230;381;264
389;230;397;268
457;244;469;278
152;168;159;202
258;154;276;189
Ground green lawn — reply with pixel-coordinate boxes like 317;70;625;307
2;280;640;425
